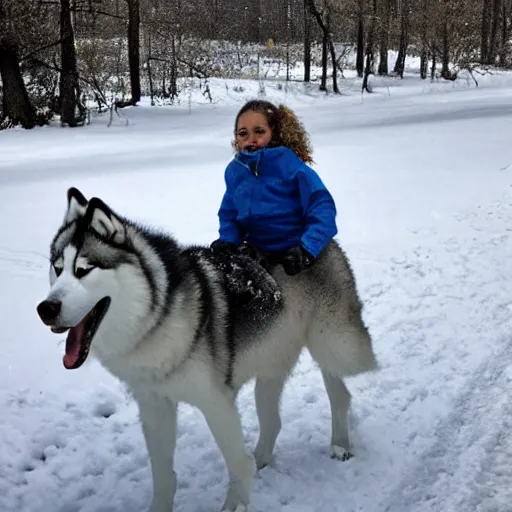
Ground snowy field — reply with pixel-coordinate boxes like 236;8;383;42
1;71;512;512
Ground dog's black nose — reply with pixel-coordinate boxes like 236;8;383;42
37;300;62;325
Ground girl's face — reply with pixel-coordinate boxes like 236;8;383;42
235;111;272;152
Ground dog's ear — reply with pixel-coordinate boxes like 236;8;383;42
65;187;88;223
84;197;126;244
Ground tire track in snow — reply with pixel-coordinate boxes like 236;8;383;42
351;192;512;512
380;336;512;512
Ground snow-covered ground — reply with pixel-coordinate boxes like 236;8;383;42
1;71;512;512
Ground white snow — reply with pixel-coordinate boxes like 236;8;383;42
1;71;512;512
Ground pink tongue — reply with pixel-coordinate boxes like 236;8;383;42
63;322;85;369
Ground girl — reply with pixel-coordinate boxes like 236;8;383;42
211;100;337;276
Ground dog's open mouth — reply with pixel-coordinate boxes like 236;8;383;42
58;297;111;370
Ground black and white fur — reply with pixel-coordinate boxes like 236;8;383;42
37;188;378;512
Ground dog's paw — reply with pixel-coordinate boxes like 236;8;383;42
220;505;247;512
253;450;273;470
331;445;353;461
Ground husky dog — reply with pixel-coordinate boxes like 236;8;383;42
36;188;377;512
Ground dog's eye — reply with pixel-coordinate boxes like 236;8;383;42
53;264;63;277
75;266;94;279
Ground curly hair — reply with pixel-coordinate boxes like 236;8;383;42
232;100;314;164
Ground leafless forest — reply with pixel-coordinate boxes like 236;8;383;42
1;0;511;128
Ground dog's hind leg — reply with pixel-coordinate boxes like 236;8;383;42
202;391;255;512
307;326;372;461
321;370;353;461
137;397;178;512
253;375;287;469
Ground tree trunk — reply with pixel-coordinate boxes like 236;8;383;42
393;31;407;77
326;10;339;93
328;42;339;93
420;51;428;79
147;31;155;106
0;0;38;129
439;21;456;80
393;0;409;78
303;0;311;82
169;36;178;100
126;0;141;104
488;0;502;63
286;0;291;81
60;0;82;126
441;21;451;78
481;0;492;63
306;0;339;93
419;0;429;79
320;26;328;91
499;1;510;66
378;0;390;75
0;39;37;129
362;0;376;92
356;8;365;77
168;0;180;101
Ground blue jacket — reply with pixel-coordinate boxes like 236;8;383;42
217;146;337;258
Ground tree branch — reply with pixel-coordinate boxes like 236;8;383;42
29;57;107;101
21;39;65;62
38;1;125;19
148;55;209;78
73;8;125;19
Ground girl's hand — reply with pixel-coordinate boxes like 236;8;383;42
281;246;314;276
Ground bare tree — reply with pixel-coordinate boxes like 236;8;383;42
304;0;312;81
307;0;340;93
0;0;40;128
393;0;409;77
417;0;430;79
60;0;84;126
499;0;512;66
481;0;492;62
363;0;377;90
0;40;37;128
356;0;365;77
378;0;391;74
489;0;502;61
126;0;141;104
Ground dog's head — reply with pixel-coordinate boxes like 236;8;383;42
37;188;152;369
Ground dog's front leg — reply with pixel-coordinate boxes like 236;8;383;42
137;396;178;512
253;376;287;469
202;391;255;512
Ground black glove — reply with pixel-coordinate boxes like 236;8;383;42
281;246;315;276
238;240;270;270
210;239;237;258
